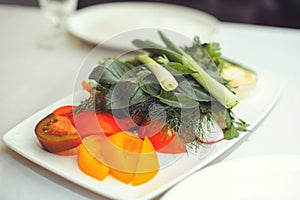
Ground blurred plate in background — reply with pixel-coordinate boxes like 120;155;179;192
66;2;219;49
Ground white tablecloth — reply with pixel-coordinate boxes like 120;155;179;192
0;5;300;200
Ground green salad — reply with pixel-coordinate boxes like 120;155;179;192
74;31;250;150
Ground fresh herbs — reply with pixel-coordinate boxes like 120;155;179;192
75;31;249;149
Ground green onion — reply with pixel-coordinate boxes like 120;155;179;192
158;31;239;109
137;54;178;91
182;53;240;109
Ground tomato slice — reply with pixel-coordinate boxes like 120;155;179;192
138;120;174;151
74;111;136;137
52;105;74;115
115;117;137;131
35;114;81;154
156;135;187;154
96;113;123;135
52;105;75;123
73;110;103;138
97;113;138;135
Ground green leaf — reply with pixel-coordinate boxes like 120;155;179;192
155;55;169;64
140;83;161;96
188;49;218;74
101;82;139;110
130;87;151;106
89;59;135;84
184;42;223;83
230;110;249;131
155;55;195;75
224;125;239;140
164;62;197;75
132;39;183;63
203;43;222;62
176;79;211;102
224;109;232;128
134;70;152;83
132;39;164;50
101;80;151;110
157;91;199;108
222;109;248;139
139;74;161;96
158;31;182;54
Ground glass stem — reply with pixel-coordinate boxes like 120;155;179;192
53;18;65;36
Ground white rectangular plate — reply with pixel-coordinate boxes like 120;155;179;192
2;70;284;200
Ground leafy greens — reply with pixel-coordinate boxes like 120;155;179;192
75;31;249;149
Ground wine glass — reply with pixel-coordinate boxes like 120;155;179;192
38;0;78;48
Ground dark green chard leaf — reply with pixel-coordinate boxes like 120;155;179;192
157;91;199;108
89;59;135;84
140;82;161;96
132;39;183;63
101;81;150;110
100;82;137;110
129;87;151;106
176;79;211;102
138;73;161;96
134;70;153;83
139;75;199;108
138;73;200;108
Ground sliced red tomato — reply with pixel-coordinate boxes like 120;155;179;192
116;117;137;131
73;111;136;138
52;105;75;123
138;120;175;151
73;110;104;138
52;105;74;115
96;113;123;136
35;114;81;155
158;130;198;154
156;134;187;154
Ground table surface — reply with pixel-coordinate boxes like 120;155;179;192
1;5;300;200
